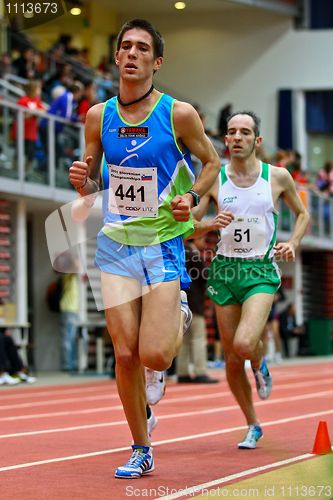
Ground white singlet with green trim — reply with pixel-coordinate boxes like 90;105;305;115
216;162;278;260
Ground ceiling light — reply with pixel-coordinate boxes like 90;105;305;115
175;2;186;10
70;7;82;15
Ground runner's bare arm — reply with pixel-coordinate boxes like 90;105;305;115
273;167;310;260
189;180;234;237
170;102;221;221
174;101;221;198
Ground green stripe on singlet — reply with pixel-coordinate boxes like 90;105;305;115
264;211;278;260
220;166;228;185
261;162;269;181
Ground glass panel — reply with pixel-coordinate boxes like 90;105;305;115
21;106;47;184
309;192;319;236
280;199;292;232
0;103;19;180
322;198;332;237
307;133;333;174
55;122;81;189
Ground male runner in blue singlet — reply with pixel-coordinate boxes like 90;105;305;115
69;19;220;478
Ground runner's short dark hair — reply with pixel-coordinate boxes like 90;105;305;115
117;19;164;59
227;111;261;137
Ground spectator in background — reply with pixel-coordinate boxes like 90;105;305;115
78;48;90;67
55;34;73;55
317;161;333;197
13;47;38;79
44;44;65;82
97;55;110;73
11;80;45;176
78;81;97;123
177;235;219;384
39;81;84;166
43;63;74;102
290;152;309;186
0;327;36;384
217;103;232;139
45;81;84;131
56;254;80;373
0;328;19;385
263;288;286;363
0;53;15;78
279;303;305;358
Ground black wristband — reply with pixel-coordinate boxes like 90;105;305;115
186;190;200;207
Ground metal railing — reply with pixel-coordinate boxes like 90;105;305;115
278;187;333;246
1;97;333;247
0;97;84;199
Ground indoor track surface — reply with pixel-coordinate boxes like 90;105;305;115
1;359;333;500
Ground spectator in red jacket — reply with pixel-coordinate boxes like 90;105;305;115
11;80;45;174
78;80;97;123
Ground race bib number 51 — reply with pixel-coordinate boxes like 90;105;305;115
108;164;158;218
221;215;266;258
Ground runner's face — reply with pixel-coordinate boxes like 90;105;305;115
225;115;262;159
115;28;162;82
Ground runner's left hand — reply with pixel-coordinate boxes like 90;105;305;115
274;241;296;261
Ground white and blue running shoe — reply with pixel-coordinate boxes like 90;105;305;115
238;425;263;449
180;290;192;335
115;445;154;479
146;369;166;406
253;358;272;400
147;407;158;436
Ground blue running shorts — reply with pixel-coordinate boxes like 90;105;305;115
95;231;191;289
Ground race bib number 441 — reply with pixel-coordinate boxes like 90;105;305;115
108;165;158;218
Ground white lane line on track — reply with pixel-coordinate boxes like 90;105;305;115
1;365;332;402
2;376;333;413
1;389;333;439
0;393;119;410
0;380;220;400
156;454;319;500
1;388;333;439
0;408;333;472
0;406;121;422
0;384;112;400
0;390;233;420
0;390;231;411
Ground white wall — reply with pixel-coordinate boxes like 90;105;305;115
139;10;333;155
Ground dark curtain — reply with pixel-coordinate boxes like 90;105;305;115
310;0;333;29
277;89;293;150
306;91;333;133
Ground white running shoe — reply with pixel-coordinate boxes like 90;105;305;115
147;407;158;436
145;368;166;406
0;372;20;385
180;290;192;335
238;425;263;449
18;372;37;384
115;445;154;479
253;359;273;400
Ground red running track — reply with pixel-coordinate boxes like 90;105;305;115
0;359;333;500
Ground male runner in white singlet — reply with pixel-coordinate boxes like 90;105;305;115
191;111;309;449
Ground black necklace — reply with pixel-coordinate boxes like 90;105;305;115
117;85;154;107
